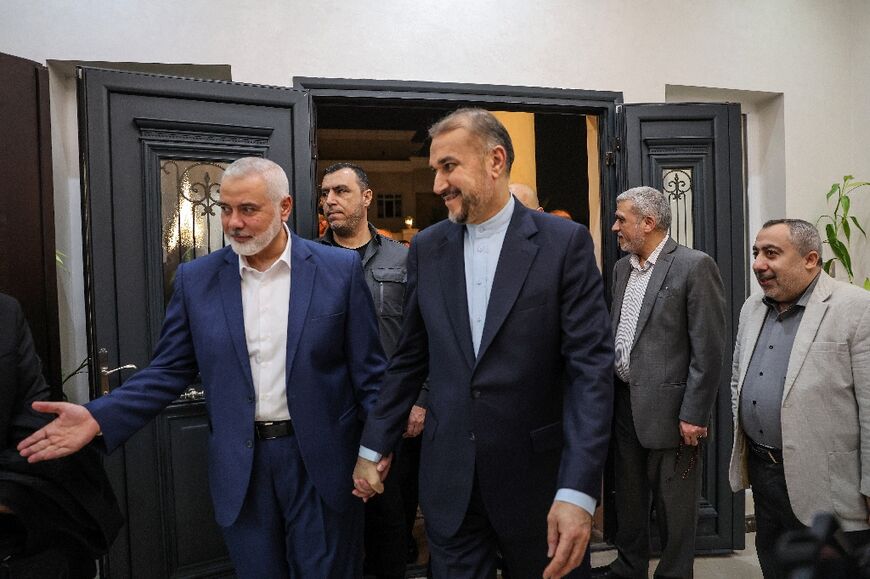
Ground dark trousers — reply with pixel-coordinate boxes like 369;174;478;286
747;446;870;578
221;434;363;579
364;440;408;579
426;472;589;579
397;434;422;558
611;385;702;579
0;485;96;579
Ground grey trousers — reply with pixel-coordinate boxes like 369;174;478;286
610;385;702;579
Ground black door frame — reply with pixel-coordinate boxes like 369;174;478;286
292;77;624;279
77;67;311;578
618;102;747;553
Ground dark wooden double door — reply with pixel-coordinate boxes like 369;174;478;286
78;69;745;577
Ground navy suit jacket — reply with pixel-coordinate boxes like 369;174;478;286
361;202;614;539
87;235;386;526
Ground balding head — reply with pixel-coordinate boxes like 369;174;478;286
509;183;542;211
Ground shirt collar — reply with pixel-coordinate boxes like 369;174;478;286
465;195;515;240
629;234;669;272
238;224;292;277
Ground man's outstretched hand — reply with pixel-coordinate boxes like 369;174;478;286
352;454;392;502
543;500;592;579
17;401;101;462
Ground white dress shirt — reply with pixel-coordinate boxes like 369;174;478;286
238;225;292;421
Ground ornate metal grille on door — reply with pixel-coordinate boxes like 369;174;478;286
662;168;694;248
160;160;228;301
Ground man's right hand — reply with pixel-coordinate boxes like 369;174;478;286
352;454;392;501
17;401;101;463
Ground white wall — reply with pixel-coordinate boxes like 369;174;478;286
47;66;90;402
849;0;870;284
665;85;786;294
2;0;869;397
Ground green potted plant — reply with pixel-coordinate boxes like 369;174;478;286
817;175;870;290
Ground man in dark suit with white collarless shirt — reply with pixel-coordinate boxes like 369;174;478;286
353;108;614;579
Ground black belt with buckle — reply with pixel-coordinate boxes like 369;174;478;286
255;420;294;440
747;437;783;464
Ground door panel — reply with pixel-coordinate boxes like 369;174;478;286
0;52;61;391
616;102;746;553
78;67;310;577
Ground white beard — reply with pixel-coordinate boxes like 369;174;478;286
226;217;284;257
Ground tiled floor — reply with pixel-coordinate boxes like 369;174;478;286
591;534;763;578
590;491;762;578
406;535;764;578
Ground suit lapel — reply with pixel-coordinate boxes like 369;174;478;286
611;258;631;329
782;275;832;401
475;208;538;365
286;235;315;380
219;250;254;391
736;299;767;395
632;238;677;348
438;224;476;370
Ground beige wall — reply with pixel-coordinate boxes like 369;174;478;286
493;111;537;189
3;0;869;398
849;0;870;284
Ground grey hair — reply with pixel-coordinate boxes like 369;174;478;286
429;108;515;173
762;219;822;258
222;157;289;204
616;186;671;231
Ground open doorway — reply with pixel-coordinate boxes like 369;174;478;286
314;101;605;268
312;99;610;568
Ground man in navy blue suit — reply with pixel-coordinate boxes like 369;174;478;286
19;157;387;578
354;109;614;579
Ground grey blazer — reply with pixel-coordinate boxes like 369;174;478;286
728;271;870;531
611;237;727;449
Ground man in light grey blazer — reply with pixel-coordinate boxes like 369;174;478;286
729;219;870;578
600;187;726;579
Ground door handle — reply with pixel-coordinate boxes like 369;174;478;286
98;347;138;396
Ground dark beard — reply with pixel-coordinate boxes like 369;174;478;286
328;210;364;238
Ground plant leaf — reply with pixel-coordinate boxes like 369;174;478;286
843;218;851;242
864;278;870;291
842;195;851;218
823;258;835;275
850;216;867;237
826;223;838;245
829;237;853;279
827;183;840;200
845;175;854;182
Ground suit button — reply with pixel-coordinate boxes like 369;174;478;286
469;432;476;441
245;440;253;448
247;395;254;403
472;390;481;399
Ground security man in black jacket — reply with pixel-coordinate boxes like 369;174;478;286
319;163;425;578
